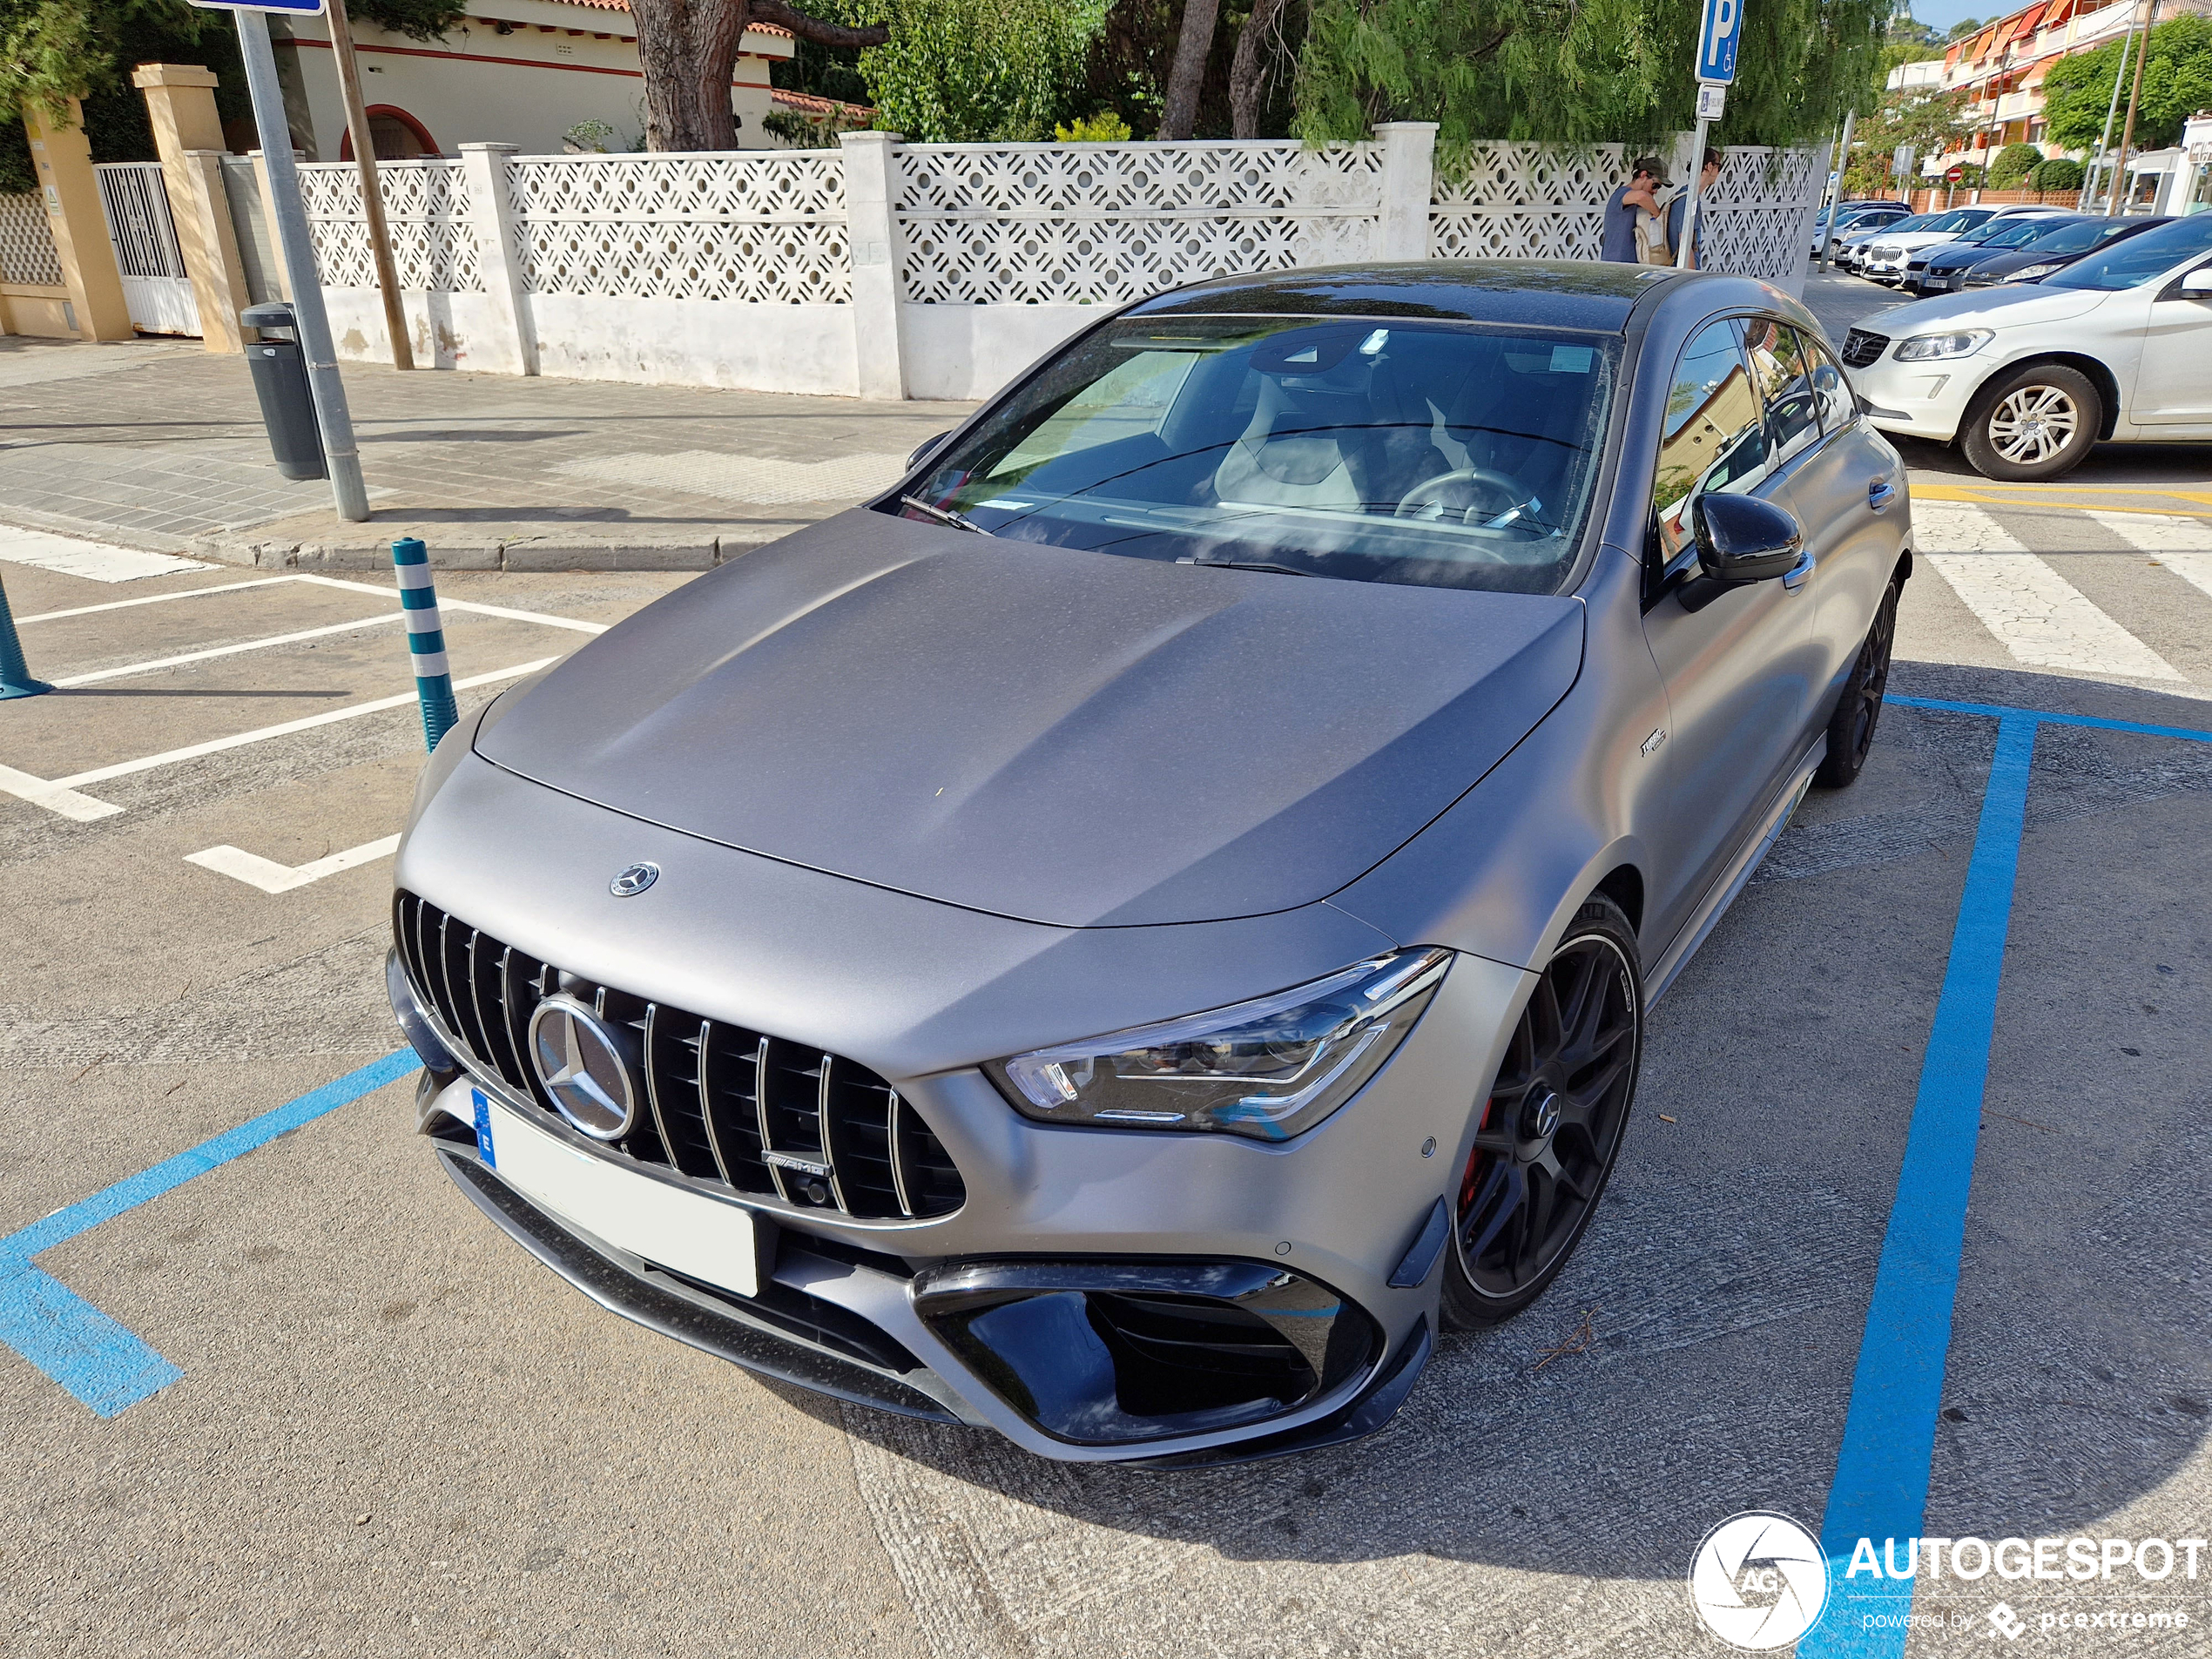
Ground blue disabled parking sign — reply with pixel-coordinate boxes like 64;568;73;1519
185;0;326;14
1696;0;1743;84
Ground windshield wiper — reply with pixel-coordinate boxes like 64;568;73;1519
899;496;993;536
1188;556;1322;577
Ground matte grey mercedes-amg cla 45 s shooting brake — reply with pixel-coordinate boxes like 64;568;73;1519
389;260;1912;1465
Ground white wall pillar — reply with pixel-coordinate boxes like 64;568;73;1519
840;130;907;401
460;141;536;377
1372;123;1439;260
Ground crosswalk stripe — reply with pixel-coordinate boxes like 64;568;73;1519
1912;502;2183;683
2083;509;2212;605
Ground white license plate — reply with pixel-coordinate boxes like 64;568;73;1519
474;1089;758;1298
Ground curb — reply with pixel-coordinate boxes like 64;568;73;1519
186;526;787;573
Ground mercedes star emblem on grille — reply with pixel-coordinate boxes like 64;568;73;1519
527;996;639;1140
609;861;658;897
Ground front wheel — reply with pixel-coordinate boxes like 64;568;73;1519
1815;580;1899;789
1442;896;1642;1329
1959;363;2102;482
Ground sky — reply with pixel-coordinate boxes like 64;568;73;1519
1899;0;2000;39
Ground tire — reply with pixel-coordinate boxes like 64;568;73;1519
1815;580;1899;790
1959;363;2102;482
1441;896;1642;1330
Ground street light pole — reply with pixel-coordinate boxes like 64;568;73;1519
234;8;370;521
2109;0;2158;216
2084;18;2136;211
1820;105;1855;273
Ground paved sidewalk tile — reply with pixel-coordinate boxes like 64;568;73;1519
0;335;974;570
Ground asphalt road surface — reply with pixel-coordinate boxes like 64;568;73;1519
4;363;2210;1652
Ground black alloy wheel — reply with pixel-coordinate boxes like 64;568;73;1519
1815;580;1899;790
1443;897;1642;1328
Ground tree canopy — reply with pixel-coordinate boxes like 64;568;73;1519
1291;0;1888;151
856;0;1109;140
2041;16;2212;153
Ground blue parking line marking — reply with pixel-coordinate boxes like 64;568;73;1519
1802;714;2037;1657
0;1050;415;1417
1888;692;2212;746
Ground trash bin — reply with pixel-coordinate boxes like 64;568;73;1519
240;301;327;482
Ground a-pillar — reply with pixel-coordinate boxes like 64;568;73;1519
132;64;253;354
20;98;134;341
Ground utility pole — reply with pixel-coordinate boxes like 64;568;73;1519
2109;0;2158;216
326;0;414;369
233;8;371;520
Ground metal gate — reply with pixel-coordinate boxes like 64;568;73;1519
94;162;201;336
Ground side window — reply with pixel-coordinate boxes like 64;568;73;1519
1652;319;1767;565
1803;335;1855;434
1745;320;1822;466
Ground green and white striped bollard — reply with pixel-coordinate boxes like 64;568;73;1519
391;538;458;751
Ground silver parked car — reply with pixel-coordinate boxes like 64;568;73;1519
388;262;1912;1465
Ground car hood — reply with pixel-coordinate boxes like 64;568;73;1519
475;512;1586;928
1868;283;2112;337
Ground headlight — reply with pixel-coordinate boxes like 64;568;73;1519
2012;262;2059;280
987;948;1452;1142
1895;328;1994;362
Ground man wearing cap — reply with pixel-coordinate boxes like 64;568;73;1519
1601;158;1668;262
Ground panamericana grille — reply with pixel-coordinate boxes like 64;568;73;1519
395;892;965;1221
1840;328;1889;368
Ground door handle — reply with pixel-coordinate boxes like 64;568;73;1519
1867;477;1897;511
1781;548;1817;592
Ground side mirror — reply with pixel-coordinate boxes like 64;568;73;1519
2181;267;2212;299
908;430;953;469
1692;492;1804;583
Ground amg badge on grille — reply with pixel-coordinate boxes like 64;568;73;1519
609;861;658;897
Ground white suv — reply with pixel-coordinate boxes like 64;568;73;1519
1858;206;2071;285
1848;215;2212;479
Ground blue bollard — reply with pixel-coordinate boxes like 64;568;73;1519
0;566;54;701
390;538;459;751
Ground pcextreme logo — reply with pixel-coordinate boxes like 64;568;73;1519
1688;1512;1831;1650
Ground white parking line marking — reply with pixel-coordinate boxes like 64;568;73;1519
16;574;606;636
53;612;403;686
2084;510;2212;604
1914;503;2182;683
0;658;556;818
185;833;401;893
15;577;300;624
0;526;210;583
0;763;122;821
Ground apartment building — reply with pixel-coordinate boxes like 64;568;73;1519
1886;0;2210;169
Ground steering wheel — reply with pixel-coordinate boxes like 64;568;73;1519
1394;466;1526;523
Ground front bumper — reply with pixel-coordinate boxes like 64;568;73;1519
1853;343;1987;443
424;1075;1440;1463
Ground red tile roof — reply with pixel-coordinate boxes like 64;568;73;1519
551;0;792;34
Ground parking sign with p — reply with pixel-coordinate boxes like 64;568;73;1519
1697;0;1742;84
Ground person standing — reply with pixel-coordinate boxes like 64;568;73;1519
1666;149;1724;270
1602;158;1669;262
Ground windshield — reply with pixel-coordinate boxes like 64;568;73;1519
1923;210;1989;233
1867;214;1935;237
2014;219;2112;257
2045;215;2212;292
1976;219;2067;251
894;317;1617;595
